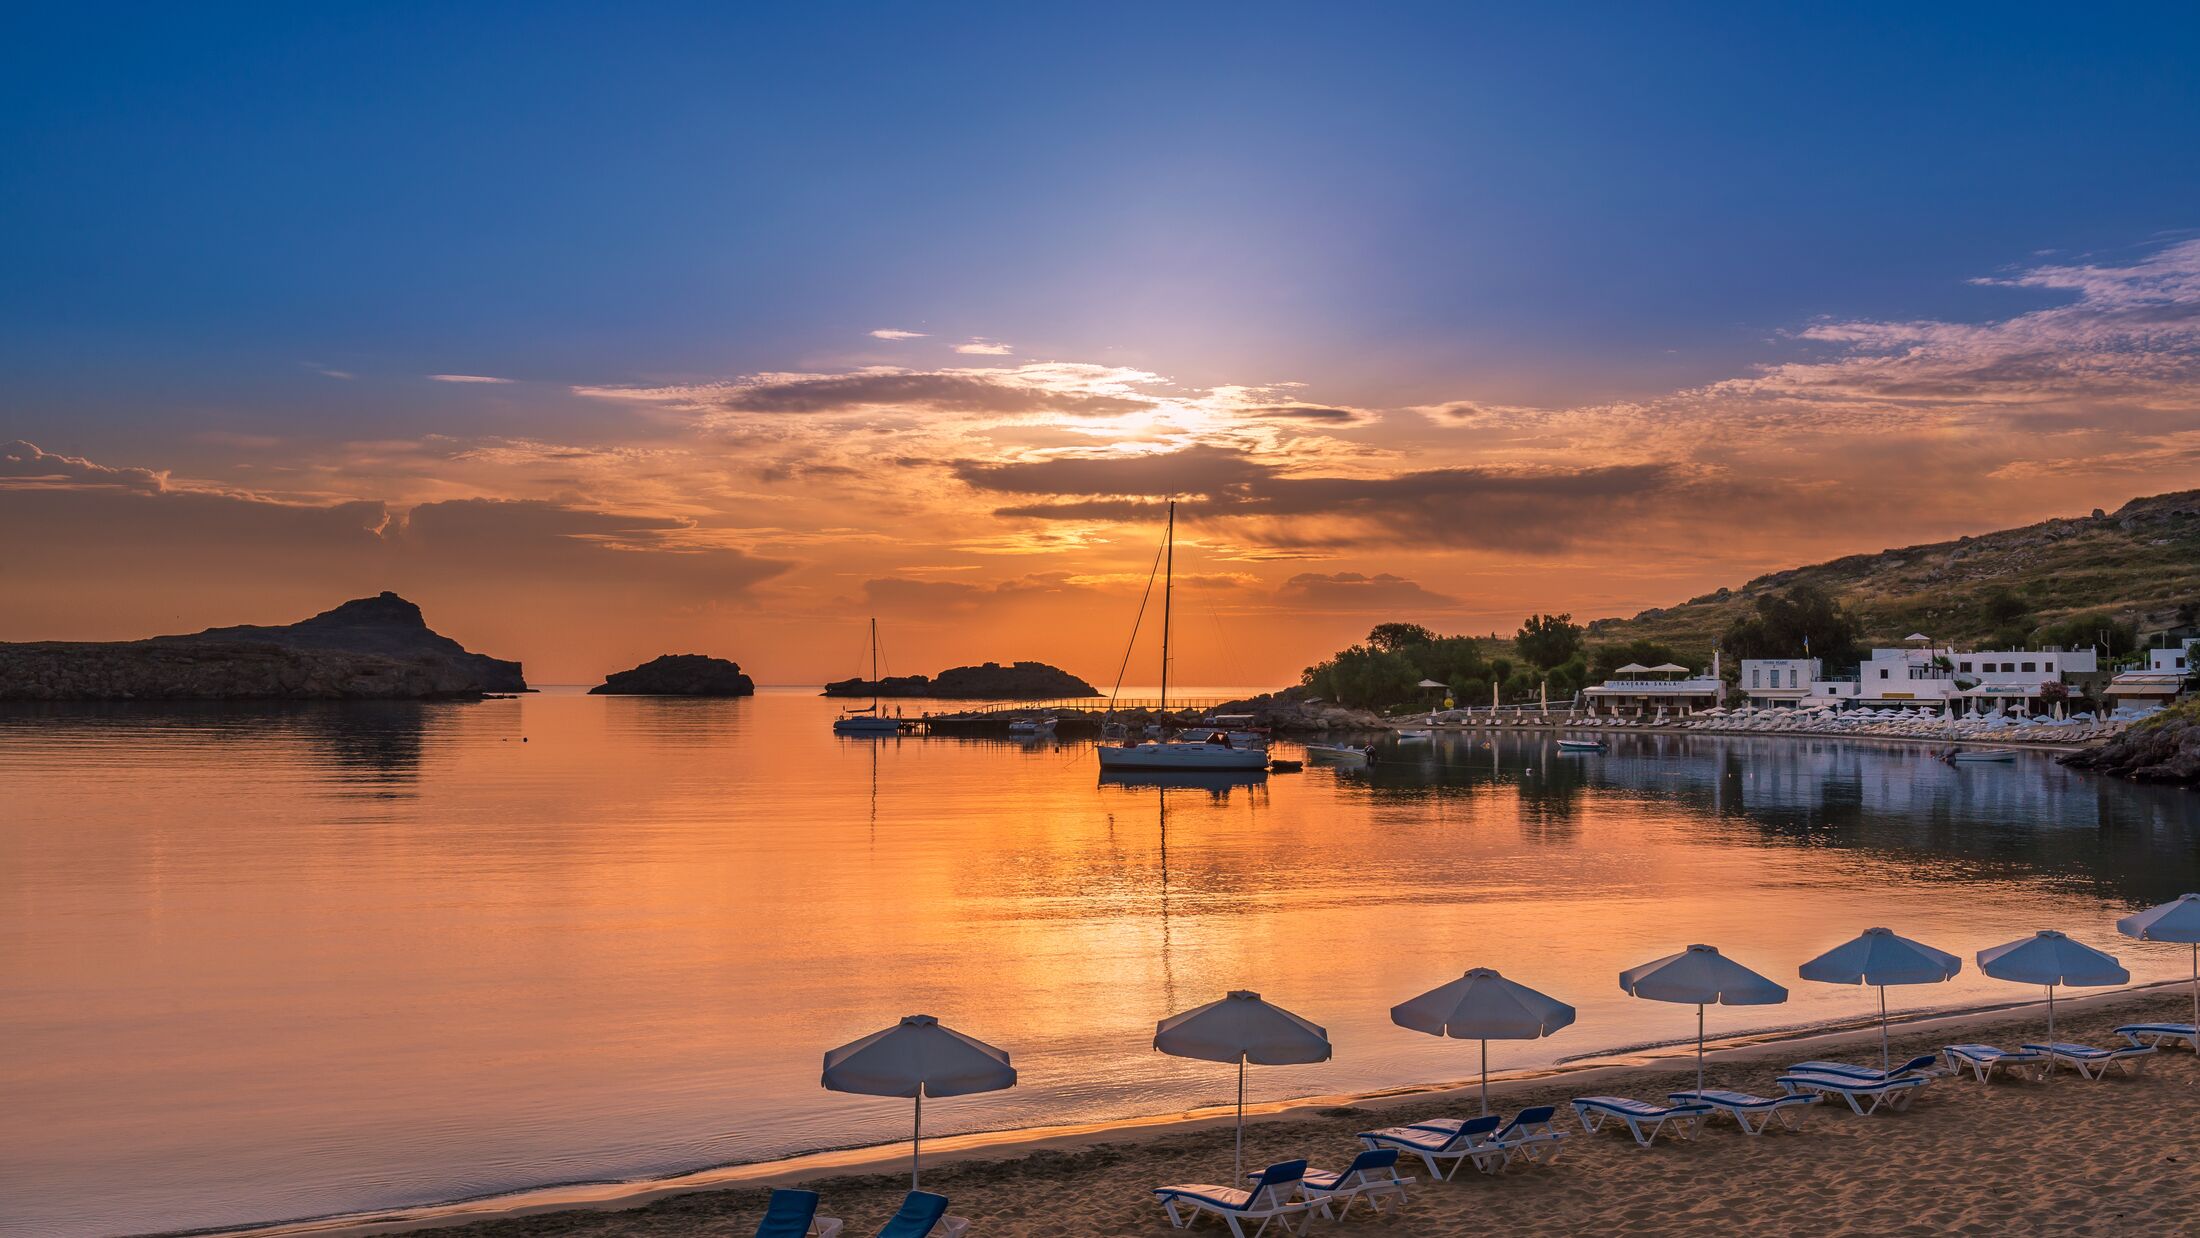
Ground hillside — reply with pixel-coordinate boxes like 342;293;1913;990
1584;490;2200;656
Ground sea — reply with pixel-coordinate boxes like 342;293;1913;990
3;687;2196;1236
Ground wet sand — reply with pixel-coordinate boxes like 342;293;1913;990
225;986;2200;1238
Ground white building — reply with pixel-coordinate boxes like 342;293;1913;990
1584;663;1719;717
1803;645;2101;713
2105;638;2196;709
1739;657;1821;708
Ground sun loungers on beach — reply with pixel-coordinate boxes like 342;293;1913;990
2022;1041;2158;1079
753;1190;965;1238
1777;1071;1930;1115
2115;1022;2199;1052
1665;1088;1814;1134
1942;1043;2048;1082
1570;1096;1715;1146
1154;1160;1311;1237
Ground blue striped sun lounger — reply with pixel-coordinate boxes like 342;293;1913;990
1787;1054;1939;1083
1665;1088;1813;1134
2114;1023;2199;1052
1156;1160;1308;1238
1777;1072;1928;1115
1358;1115;1500;1180
1941;1044;2047;1083
872;1192;964;1238
1571;1096;1715;1146
1418;1106;1567;1169
1249;1148;1413;1219
2021;1041;2158;1080
754;1189;844;1238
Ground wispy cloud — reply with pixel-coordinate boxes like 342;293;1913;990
869;328;928;340
953;338;1013;355
428;373;514;384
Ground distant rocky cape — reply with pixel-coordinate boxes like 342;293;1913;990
591;654;755;696
0;593;526;701
2062;701;2200;786
823;660;1096;699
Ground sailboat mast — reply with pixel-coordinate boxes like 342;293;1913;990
870;616;880;712
1160;500;1174;715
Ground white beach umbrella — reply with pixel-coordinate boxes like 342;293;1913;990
1156;991;1330;1178
1799;928;1962;1069
1620;944;1787;1091
1391;968;1576;1115
1976;931;2128;1043
821;1014;1016;1189
2118;894;2200;1034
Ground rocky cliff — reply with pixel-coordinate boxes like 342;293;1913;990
0;593;526;700
823;660;1097;698
590;654;756;696
2061;701;2200;786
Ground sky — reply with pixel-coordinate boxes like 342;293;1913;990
4;3;2200;685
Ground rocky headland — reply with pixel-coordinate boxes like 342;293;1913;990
2062;700;2200;786
590;654;756;696
0;592;525;700
823;660;1096;699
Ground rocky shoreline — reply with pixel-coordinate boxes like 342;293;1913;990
0;593;525;701
2061;701;2200;785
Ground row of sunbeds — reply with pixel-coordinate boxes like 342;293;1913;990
1147;1024;2195;1235
755;1025;2196;1237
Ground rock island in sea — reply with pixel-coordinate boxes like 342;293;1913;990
0;591;524;700
590;654;756;696
822;660;1096;699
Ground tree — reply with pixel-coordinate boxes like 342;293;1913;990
1719;585;1863;669
1515;613;1584;669
1367;622;1438;653
1301;644;1422;709
2035;612;2137;658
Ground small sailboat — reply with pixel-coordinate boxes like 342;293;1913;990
832;618;903;735
1097;502;1268;773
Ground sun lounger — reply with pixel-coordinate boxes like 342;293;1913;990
1941;1044;2047;1083
1358;1115;1499;1180
1570;1096;1714;1146
1776;1072;1927;1115
1255;1148;1412;1219
755;1189;845;1238
2021;1041;2158;1080
2114;1023;2199;1052
1786;1054;1939;1082
870;1192;968;1238
1665;1088;1813;1134
1156;1160;1308;1238
1416;1108;1575;1169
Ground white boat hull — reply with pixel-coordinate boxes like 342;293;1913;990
833;716;902;734
1096;741;1269;771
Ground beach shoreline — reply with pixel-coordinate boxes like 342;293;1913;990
192;979;2200;1238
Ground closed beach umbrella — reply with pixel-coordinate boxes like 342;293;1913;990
1392;968;1575;1115
1156;990;1330;1178
1620;944;1788;1091
2118;894;2200;1034
822;1015;1016;1189
1977;931;2128;1042
1799;928;1962;1069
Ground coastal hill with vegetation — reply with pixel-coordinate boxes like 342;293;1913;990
824;660;1097;699
0;592;526;700
1590;488;2200;656
1302;488;2200;712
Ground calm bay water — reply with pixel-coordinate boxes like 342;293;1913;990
3;688;2197;1237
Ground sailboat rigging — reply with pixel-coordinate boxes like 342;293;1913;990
832;617;903;734
1096;502;1268;772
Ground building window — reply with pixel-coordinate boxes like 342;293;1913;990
1751;669;1759;688
1879;668;1889;679
2021;661;2037;673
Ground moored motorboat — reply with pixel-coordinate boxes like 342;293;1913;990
1396;729;1434;742
1556;737;1607;752
1304;742;1374;764
1007;715;1058;737
1946;747;2017;764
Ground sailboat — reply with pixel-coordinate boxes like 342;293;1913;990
832;617;904;735
1097;502;1269;772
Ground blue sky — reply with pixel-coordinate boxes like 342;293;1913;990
4;5;2199;679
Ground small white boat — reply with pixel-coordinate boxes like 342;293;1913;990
1304;743;1373;764
832;618;903;735
1007;716;1058;736
1947;748;2018;764
1098;737;1270;771
1395;729;1434;742
1556;737;1607;752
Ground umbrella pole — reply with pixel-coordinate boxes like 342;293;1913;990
1696;1004;1705;1093
912;1091;921;1192
1878;986;1889;1071
2046;984;2056;1044
1234;1055;1246;1181
2191;944;2198;1034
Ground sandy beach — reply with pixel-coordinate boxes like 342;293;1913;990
225;986;2200;1238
